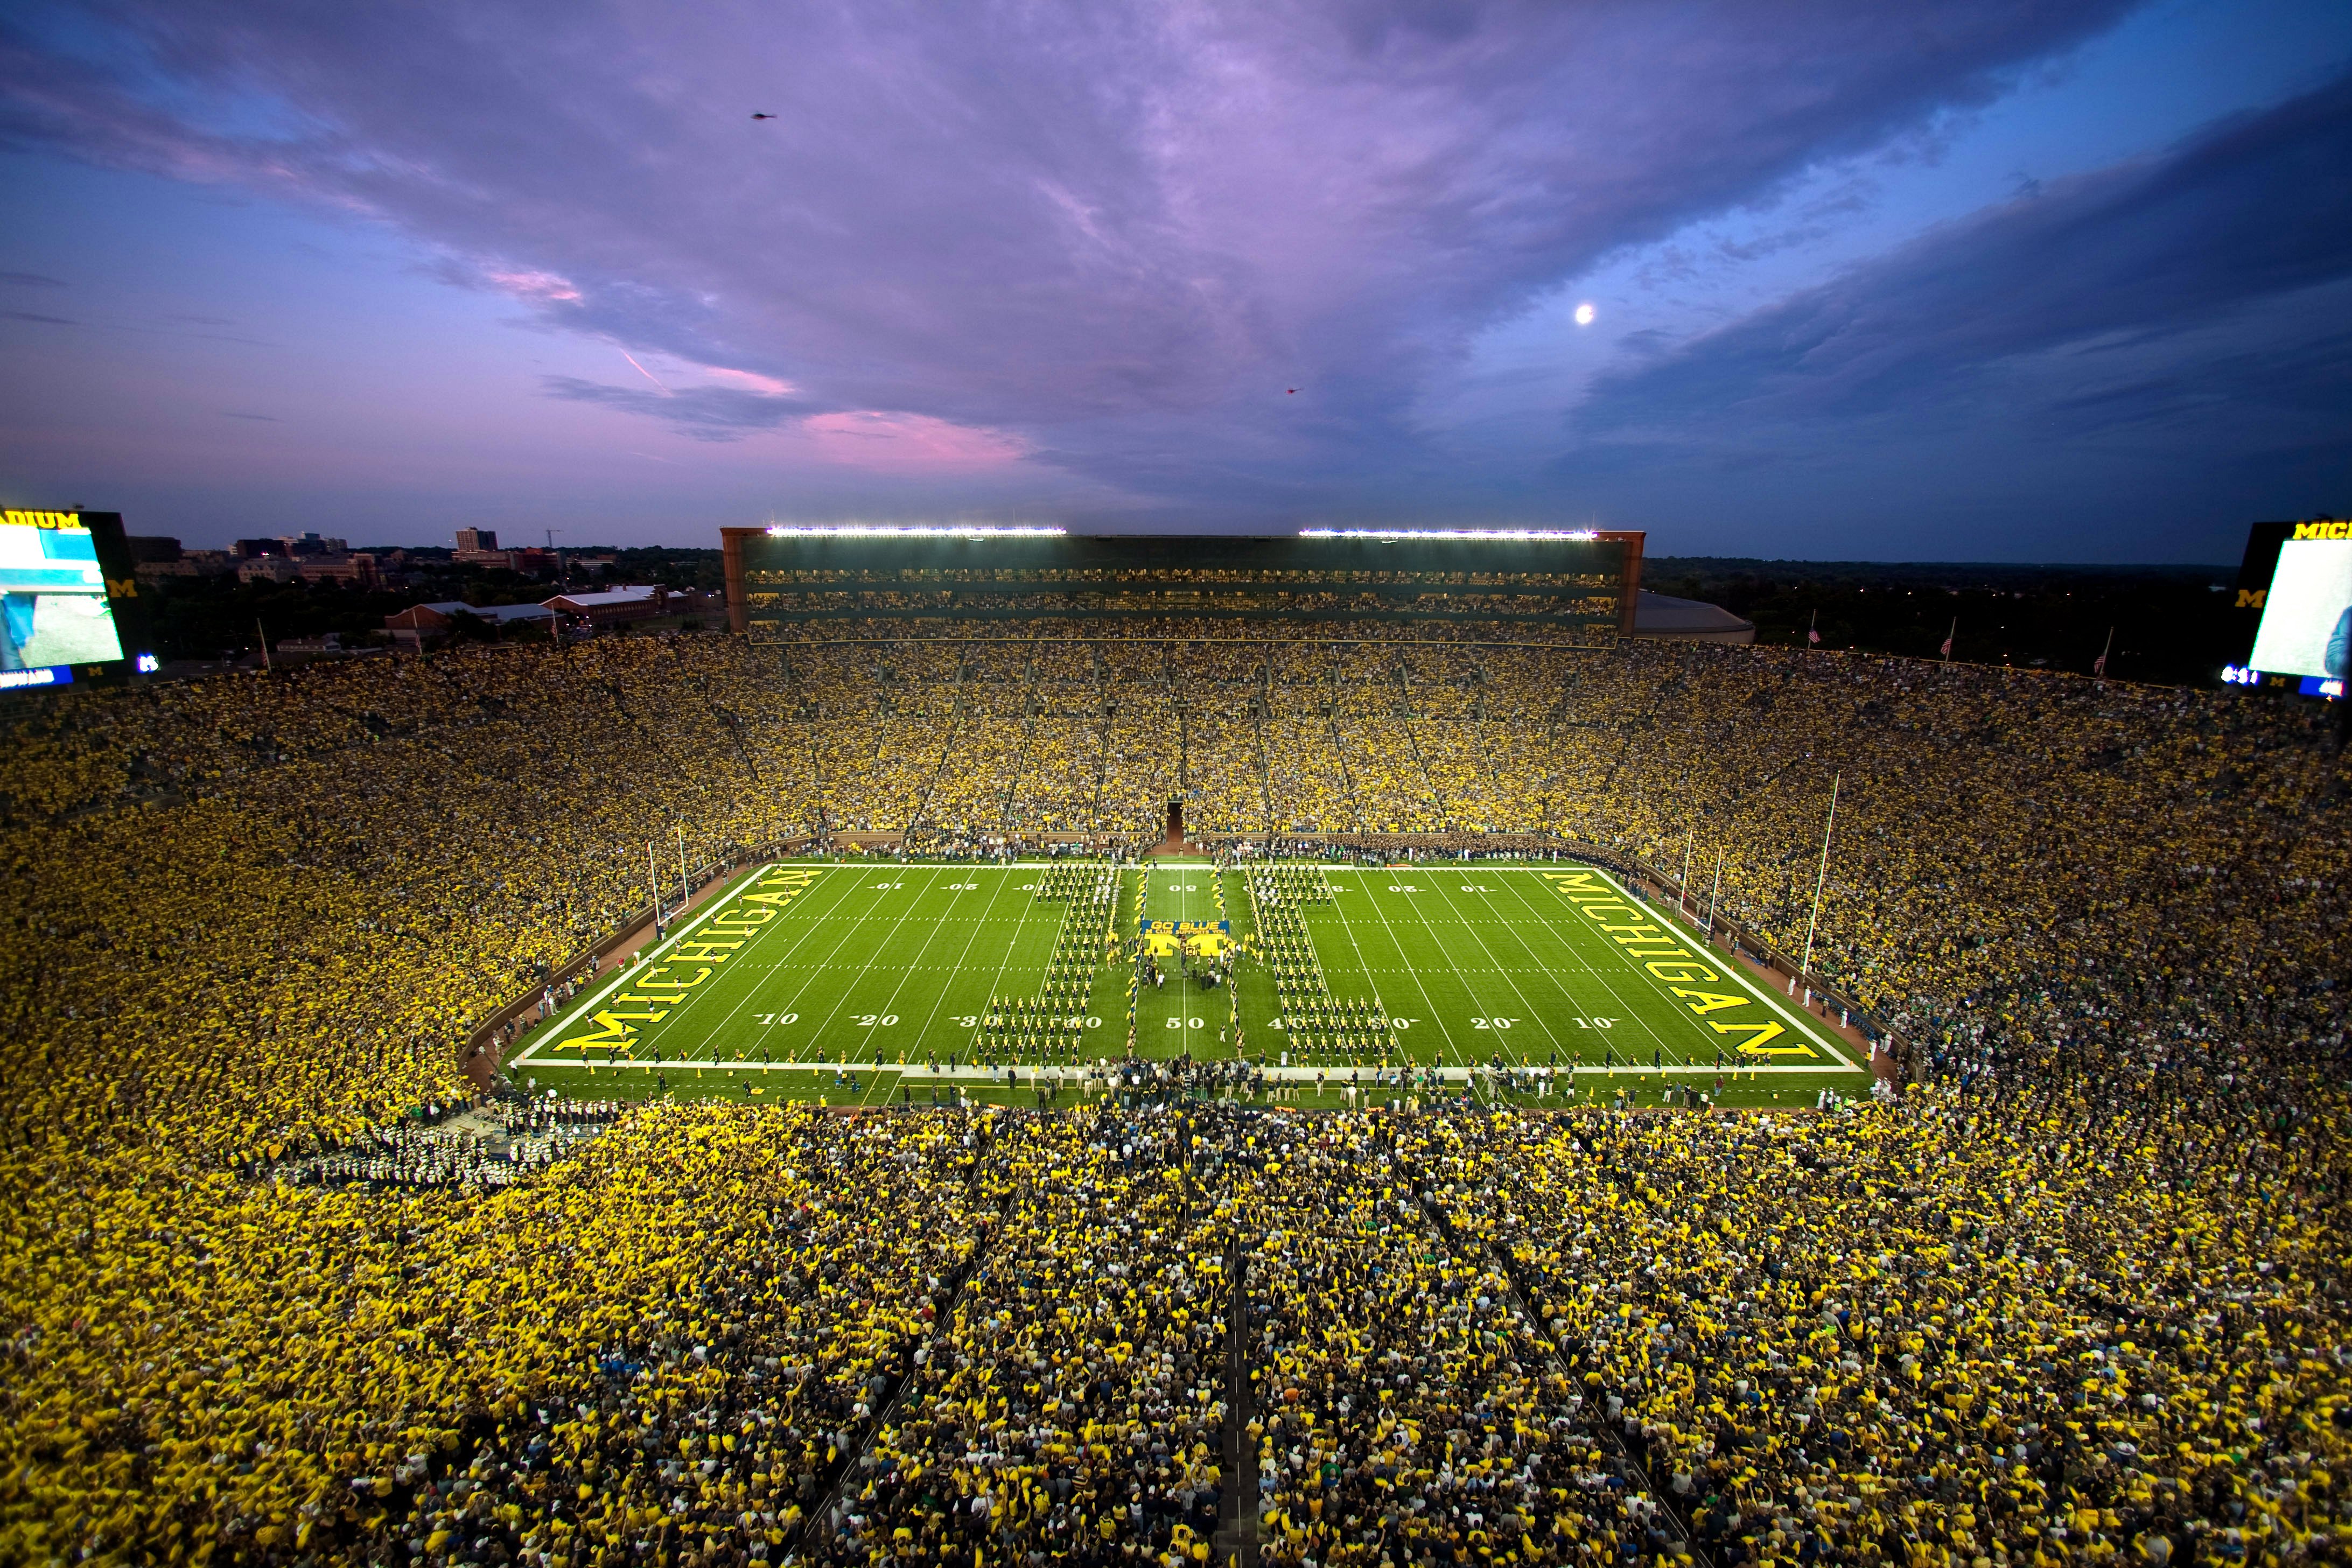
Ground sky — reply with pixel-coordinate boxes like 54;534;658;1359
1;0;2347;560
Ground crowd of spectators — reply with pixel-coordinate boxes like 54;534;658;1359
263;1097;626;1191
1405;1088;2348;1565
1243;1117;1679;1567
2;620;2348;1563
812;1108;1230;1567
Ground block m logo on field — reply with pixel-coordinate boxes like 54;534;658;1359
555;1007;663;1057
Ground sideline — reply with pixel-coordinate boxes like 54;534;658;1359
510;864;775;1072
1579;867;1863;1073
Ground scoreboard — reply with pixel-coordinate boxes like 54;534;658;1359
0;510;154;693
721;526;1646;641
2229;519;2352;698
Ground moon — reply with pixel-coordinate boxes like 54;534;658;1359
1574;302;1597;327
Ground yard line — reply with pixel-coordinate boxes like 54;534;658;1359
1483;872;1686;1064
701;866;933;1065
972;866;1066;1055
793;866;972;1053
1321;868;1469;1070
1490;869;1858;1072
1417;875;1573;1061
1180;872;1195;1045
674;867;893;1058
734;866;955;1061
845;867;1031;1086
893;866;1038;1068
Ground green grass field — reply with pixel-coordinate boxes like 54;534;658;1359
512;858;1869;1109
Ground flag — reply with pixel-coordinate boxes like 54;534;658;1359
1940;618;1955;661
2092;650;2107;677
1807;610;1820;647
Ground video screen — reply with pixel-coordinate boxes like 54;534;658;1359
2244;524;2352;696
0;510;127;686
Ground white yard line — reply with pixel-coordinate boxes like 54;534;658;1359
1416;874;1574;1061
513;864;779;1069
794;866;964;1052
895;867;1037;1062
839;872;1030;1105
755;866;1023;1062
684;870;890;1060
1489;866;1860;1073
1320;868;1468;1070
1484;872;1696;1064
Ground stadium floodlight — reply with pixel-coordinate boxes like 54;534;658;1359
1297;528;1601;541
764;524;1066;538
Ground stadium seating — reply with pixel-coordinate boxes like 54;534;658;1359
0;622;2345;1563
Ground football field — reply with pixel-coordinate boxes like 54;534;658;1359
513;858;1868;1108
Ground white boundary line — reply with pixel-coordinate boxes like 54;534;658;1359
515;1058;1843;1079
1323;863;1861;1074
513;864;777;1069
1574;867;1861;1072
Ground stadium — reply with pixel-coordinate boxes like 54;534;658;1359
3;517;2346;1568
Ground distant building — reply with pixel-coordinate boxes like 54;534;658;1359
236;556;304;584
233;532;348;559
128;537;233;582
1630;590;1755;645
237;551;380;588
543;585;669;627
451;529;556;575
453;527;513;568
384;599;556;649
295;552;382;587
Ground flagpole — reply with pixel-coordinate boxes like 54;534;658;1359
1800;773;1840;978
2095;625;2113;679
1941;618;1956;662
1705;846;1724;941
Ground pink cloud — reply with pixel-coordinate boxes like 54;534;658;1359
803;410;1030;470
485;268;582;303
701;366;797;397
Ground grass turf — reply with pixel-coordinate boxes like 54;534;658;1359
512;858;1869;1110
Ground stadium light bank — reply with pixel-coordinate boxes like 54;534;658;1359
765;524;1068;538
1297;528;1600;541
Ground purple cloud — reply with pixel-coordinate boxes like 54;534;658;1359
1576;74;2352;434
0;0;2137;514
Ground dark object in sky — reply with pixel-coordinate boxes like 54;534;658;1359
751;112;776;120
1287;388;1297;394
